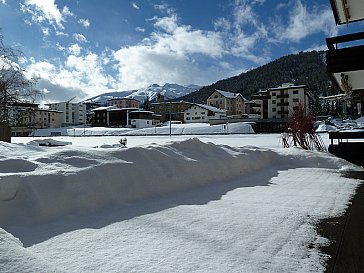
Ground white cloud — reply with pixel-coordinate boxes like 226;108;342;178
273;0;338;43
21;0;73;30
136;27;145;33
78;18;90;28
25;51;117;101
131;2;139;10
1;0;6;4
68;44;81;56
73;33;87;43
112;15;229;90
214;17;231;32
41;27;50;36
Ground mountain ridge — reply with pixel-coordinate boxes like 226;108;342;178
178;51;340;103
83;83;201;105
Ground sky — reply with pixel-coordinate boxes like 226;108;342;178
0;0;363;103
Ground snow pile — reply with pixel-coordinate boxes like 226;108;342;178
30;122;254;137
315;123;337;133
123;122;254;135
1;138;276;226
31;126;133;137
0;137;362;273
0;228;60;273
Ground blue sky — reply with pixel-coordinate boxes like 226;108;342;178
0;0;362;102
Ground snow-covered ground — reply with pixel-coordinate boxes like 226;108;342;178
30;122;255;137
1;132;362;273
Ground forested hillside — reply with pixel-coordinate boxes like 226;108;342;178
179;51;339;103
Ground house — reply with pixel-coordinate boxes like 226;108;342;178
251;83;309;120
183;104;226;123
92;106;138;127
9;102;63;136
92;107;160;128
108;98;140;109
326;0;364;116
129;110;160;128
207;89;246;116
151;101;192;123
46;100;87;126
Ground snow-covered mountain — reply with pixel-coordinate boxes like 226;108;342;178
83;83;200;106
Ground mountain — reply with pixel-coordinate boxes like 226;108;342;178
178;51;340;103
83;83;200;106
124;83;201;102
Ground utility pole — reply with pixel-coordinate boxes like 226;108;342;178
169;101;172;136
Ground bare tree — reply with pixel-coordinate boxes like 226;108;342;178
0;32;41;125
281;103;326;151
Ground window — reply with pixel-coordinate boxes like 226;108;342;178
272;100;276;104
273;116;276;119
271;92;276;96
272;108;276;112
147;121;149;124
201;112;205;115
293;90;299;94
293;98;299;103
186;117;190;120
186;113;190;115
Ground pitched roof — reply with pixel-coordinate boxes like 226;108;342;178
185;103;225;113
214;89;247;101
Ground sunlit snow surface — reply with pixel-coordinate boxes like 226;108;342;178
1;133;362;273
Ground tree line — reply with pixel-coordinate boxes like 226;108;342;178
179;51;340;103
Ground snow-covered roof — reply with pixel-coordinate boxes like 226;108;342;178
268;84;306;91
214;89;241;99
91;106;117;111
190;103;225;113
130;110;154;114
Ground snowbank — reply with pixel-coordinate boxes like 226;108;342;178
0;137;362;273
0;137;357;227
0;228;60;273
30;122;254;137
1;138;277;226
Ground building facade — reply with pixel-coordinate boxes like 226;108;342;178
183;104;226;123
251;83;309;120
47;101;87;126
8;102;63;136
207;89;246;116
151;101;192;123
108;98;140;109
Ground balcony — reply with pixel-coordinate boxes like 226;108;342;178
326;31;364;93
277;94;289;99
277;102;289;107
329;0;364;25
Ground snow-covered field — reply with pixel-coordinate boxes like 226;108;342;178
1;132;362;273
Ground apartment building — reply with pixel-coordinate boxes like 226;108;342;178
47;101;87;126
108;98;140;109
251;83;309;120
207;89;246;116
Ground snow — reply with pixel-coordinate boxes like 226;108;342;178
0;131;362;273
29;122;254;137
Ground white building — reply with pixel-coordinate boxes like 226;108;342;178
129;110;155;128
251;83;309;120
268;83;308;119
47;101;87;126
183;104;226;123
